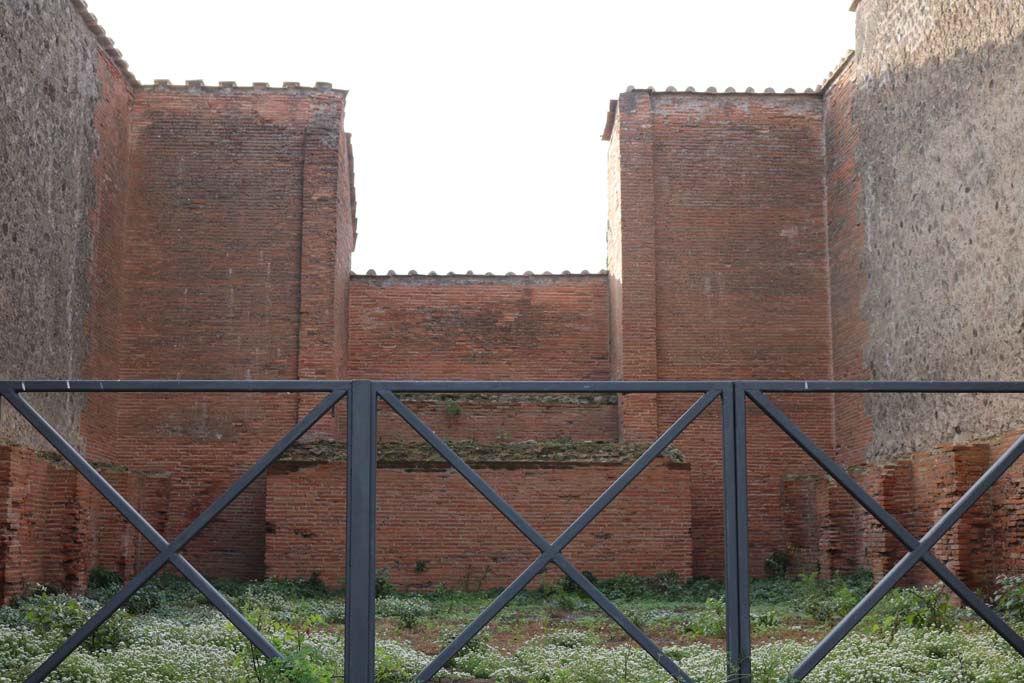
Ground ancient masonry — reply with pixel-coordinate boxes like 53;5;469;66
2;0;1024;600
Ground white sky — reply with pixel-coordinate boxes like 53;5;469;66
86;0;855;274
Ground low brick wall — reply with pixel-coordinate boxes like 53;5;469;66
789;429;1024;588
0;444;170;603
11;428;1024;600
265;453;692;590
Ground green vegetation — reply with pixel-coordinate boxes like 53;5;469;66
2;570;1024;682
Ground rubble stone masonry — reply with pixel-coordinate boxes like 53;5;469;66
828;1;1024;460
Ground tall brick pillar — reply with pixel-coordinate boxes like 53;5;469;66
606;90;659;442
604;87;832;578
111;84;356;579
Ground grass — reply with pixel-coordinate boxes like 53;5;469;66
2;570;1023;682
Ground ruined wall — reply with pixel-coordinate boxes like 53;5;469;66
0;0;132;450
606;114;625;407
609;90;835;578
0;445;72;599
105;84;353;579
986;429;1024;577
349;274;609;380
266;454;691;590
820;58;873;576
12;0;1024;595
846;427;1024;588
830;1;1024;460
0;444;169;602
349;274;615;442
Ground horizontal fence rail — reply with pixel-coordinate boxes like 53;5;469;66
2;379;1024;682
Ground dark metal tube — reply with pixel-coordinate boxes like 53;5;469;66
345;381;377;682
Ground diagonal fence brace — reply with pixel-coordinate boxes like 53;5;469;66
382;388;719;682
747;389;1024;679
1;387;345;683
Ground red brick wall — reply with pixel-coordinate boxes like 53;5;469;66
14;3;1024;596
606;97;659;443
266;459;691;590
81;44;134;463
348;274;614;442
349;274;609;380
803;424;1024;591
610;91;835;578
854;437;1010;588
2;74;356;589
0;444;169;603
808;61;871;577
782;475;829;574
824;60;870;472
376;395;618;444
0;445;63;600
96;84;353;579
987;430;1024;578
812;475;862;579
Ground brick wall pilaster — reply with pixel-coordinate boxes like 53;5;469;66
297;101;354;439
815;477;861;578
608;90;659;441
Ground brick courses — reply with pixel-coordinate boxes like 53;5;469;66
607;90;835;578
348;273;614;442
266;457;692;590
80;31;134;470
103;84;352;580
0;444;169;600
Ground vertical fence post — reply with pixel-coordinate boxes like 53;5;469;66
346;380;377;681
723;383;752;682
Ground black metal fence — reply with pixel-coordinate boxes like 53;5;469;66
3;379;1024;683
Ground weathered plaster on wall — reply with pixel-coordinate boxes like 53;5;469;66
0;0;103;447
845;0;1024;458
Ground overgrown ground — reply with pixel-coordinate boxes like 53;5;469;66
4;570;1024;682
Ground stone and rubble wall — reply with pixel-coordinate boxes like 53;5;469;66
821;0;1024;583
0;0;133;451
826;1;1024;462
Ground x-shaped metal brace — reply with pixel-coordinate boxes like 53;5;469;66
380;388;720;683
748;389;1024;681
0;387;345;683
